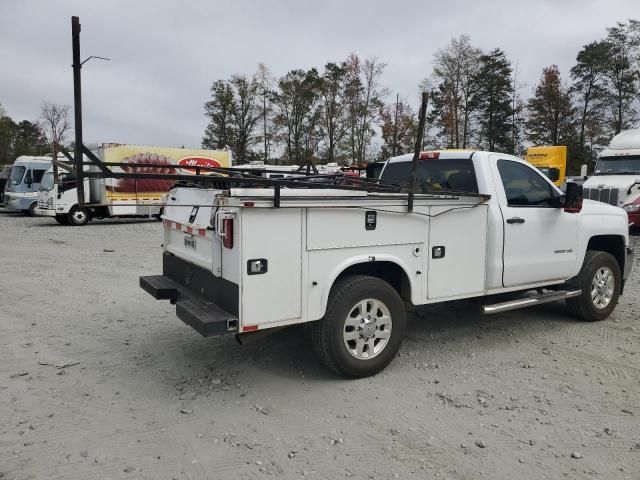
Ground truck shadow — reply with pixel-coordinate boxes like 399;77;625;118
136;300;584;388
30;218;161;227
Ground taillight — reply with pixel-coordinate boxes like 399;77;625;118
222;218;233;249
419;151;440;160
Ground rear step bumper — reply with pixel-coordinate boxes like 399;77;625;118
140;275;238;336
482;289;581;315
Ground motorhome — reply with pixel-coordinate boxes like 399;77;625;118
4;156;52;215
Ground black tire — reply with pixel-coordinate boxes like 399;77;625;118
27;202;37;216
566;251;621;321
67;205;90;226
55;215;68;225
311;275;406;378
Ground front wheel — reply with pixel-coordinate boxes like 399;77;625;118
55;215;68;225
67;206;90;226
566;251;621;321
27;202;38;216
311;275;406;378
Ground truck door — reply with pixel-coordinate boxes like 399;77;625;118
491;158;578;287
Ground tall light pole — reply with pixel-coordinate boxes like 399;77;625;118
71;16;109;206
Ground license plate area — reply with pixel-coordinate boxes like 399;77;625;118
184;235;196;249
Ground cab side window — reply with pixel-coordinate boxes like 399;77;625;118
32;169;46;183
497;160;556;207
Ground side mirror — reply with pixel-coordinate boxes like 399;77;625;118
564;182;583;213
548;168;560;182
580;164;588;178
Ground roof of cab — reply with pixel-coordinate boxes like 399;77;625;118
386;150;476;163
13;155;53;166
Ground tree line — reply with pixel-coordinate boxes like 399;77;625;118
0;102;71;165
203;19;640;173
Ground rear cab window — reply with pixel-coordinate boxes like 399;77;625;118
380;158;479;193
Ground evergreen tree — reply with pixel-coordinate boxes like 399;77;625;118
13;120;47;157
473;48;514;153
570;40;609;151
603;21;639;134
526;65;577;146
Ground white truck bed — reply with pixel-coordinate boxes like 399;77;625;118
156;186;489;333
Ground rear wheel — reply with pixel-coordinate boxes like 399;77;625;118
311;275;406;378
67;206;90;226
566;251;621;321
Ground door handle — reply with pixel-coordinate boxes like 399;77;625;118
506;217;525;224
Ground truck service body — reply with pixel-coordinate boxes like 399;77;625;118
141;150;633;377
582;128;640;227
35;144;232;225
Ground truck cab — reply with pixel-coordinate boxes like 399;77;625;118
4;156;52;215
525;146;567;187
582;128;640;227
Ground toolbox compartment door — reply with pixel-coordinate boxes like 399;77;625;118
427;205;488;299
240;208;303;326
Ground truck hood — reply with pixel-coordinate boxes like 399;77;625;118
581;198;626;216
583;175;640;190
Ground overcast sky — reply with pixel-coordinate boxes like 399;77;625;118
1;0;638;148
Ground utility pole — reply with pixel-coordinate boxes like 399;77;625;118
71;16;85;206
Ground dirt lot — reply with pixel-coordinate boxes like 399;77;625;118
0;209;639;480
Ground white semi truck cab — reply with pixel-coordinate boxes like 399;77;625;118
140;150;633;377
582;128;640;227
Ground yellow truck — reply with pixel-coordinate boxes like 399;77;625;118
525;146;567;187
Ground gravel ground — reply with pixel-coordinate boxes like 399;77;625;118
1;209;639;480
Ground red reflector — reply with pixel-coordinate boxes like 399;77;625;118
222;218;233;249
419;151;440;160
243;324;259;332
243;201;255;207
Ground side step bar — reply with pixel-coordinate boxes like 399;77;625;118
483;289;581;315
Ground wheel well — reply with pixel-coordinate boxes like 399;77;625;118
335;261;412;302
587;235;625;272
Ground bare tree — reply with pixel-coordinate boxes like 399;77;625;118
40;102;71;155
344;54;387;164
429;36;482;148
255;63;275;163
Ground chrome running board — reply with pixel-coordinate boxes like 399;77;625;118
483;290;581;315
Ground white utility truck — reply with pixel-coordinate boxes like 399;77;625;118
582;128;640;227
140;150;633;377
35;144;232;225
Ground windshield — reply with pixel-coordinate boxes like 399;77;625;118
594;155;640;175
380;158;479;193
9;166;26;185
40;172;55;191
